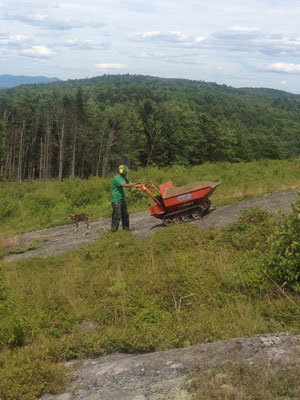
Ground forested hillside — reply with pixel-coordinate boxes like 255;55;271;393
0;75;61;89
0;74;299;182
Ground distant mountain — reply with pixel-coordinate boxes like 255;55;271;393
0;74;61;88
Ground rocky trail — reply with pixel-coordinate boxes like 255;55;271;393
5;188;299;263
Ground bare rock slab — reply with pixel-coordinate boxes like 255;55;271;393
41;333;300;400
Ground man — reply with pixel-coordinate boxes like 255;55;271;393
111;164;142;232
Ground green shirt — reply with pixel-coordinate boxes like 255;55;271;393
111;175;130;202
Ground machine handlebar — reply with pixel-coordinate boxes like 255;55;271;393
137;183;154;190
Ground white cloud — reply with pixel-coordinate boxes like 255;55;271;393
258;36;300;56
139;51;167;58
132;27;300;57
131;30;205;45
266;62;300;73
94;63;126;70
21;45;56;57
63;39;110;50
2;0;53;9
0;34;30;46
4;11;105;30
137;51;202;65
280;81;287;85
212;26;262;41
230;26;260;33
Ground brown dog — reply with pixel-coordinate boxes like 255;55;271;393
67;213;91;232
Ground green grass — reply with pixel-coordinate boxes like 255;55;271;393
1;206;300;399
188;363;300;400
8;238;49;254
0;158;299;236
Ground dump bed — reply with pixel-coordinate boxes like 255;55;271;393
159;180;221;208
161;180;220;199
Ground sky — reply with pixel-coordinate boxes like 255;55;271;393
1;0;300;93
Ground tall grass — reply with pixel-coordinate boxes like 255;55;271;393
1;206;300;399
0;158;299;236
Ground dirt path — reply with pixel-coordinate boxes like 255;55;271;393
4;189;299;263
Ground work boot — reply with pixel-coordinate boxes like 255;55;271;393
123;227;135;231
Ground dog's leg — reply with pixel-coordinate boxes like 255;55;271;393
75;222;79;232
85;217;91;229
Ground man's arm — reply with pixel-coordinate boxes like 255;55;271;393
121;181;142;188
121;179;142;188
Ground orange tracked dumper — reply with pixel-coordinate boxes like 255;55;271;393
139;180;221;226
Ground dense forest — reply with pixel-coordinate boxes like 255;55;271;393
0;74;300;182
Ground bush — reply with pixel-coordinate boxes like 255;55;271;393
25;192;65;217
264;197;300;292
0;351;66;400
0;200;19;220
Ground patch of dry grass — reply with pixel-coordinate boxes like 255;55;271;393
188;363;300;400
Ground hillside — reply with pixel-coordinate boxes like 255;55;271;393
2;188;300;400
0;74;61;89
1;160;300;400
0;74;300;183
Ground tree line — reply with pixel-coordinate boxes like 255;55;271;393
0;74;299;182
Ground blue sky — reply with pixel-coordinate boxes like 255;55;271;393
1;0;300;93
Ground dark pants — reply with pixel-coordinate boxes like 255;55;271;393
111;199;129;231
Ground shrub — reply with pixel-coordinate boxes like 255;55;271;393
0;201;19;220
264;197;300;292
0;351;66;400
224;208;274;251
25;192;64;216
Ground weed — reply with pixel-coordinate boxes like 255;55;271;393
188;363;300;399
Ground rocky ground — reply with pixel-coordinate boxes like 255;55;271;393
41;333;300;400
4;188;299;262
